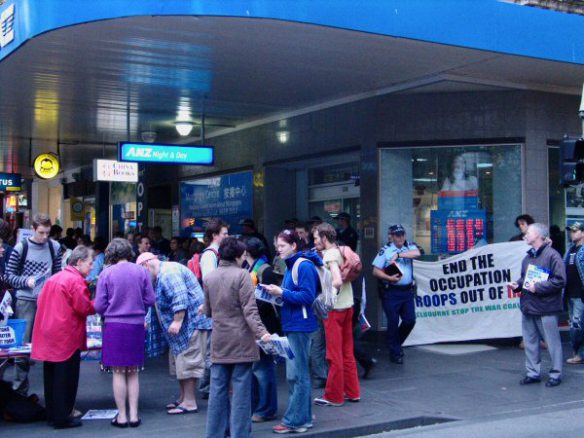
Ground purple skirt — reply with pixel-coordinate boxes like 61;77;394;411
101;322;145;368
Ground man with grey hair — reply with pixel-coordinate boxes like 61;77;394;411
510;223;566;387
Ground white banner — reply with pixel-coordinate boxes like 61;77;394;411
404;241;529;346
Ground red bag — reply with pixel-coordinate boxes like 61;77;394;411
187;247;219;284
339;245;362;282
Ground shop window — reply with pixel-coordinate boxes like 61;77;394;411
380;144;522;258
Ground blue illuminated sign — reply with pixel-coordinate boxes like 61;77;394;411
118;142;214;165
0;172;21;191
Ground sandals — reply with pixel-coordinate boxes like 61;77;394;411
165;400;181;409
167;405;198;415
111;414;129;428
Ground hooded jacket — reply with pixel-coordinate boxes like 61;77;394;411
517;244;566;316
280;250;321;333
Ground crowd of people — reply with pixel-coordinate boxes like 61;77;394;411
0;210;581;435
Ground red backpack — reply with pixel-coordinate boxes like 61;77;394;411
339;245;362;282
187;247;219;284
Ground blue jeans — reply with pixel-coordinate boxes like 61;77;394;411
569;298;584;358
381;290;416;358
283;332;313;428
206;363;252;438
252;353;278;418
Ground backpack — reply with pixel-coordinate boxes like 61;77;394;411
291;257;336;320
338;245;362;282
187;247;219;284
0;381;46;423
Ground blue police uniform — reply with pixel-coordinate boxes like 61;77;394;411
372;239;418;361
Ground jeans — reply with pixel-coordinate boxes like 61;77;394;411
381;290;416;358
323;308;360;403
206;363;252;438
569;298;584;358
283;332;313;428
252;353;278;418
310;321;328;382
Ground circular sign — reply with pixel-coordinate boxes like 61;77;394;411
72;200;84;214
33;153;60;179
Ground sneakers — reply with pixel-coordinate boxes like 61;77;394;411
566;355;584;365
519;376;541;385
545;377;561;387
273;424;308;434
314;397;344;407
362;358;377;379
344;395;360;403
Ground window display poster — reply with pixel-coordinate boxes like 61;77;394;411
180;170;253;237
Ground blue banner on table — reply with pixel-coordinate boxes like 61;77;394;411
180;171;253;237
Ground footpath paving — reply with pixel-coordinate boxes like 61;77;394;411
2;336;584;437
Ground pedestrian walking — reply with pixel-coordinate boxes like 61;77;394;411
564;222;584;365
95;238;156;427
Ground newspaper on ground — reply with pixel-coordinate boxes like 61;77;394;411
81;409;118;420
256;334;294;360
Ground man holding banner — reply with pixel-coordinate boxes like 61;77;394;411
372;225;420;364
510;223;566;388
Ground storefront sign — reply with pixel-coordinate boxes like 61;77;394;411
0;172;21;191
70;197;85;221
404;241;527;346
180;171;253;236
0;3;15;50
118;142;214;165
33;153;60;179
94;159;138;182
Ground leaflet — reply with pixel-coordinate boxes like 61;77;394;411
256;334;295;360
0;293;13;325
524;264;550;290
255;285;283;307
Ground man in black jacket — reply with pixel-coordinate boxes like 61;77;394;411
511;223;566;387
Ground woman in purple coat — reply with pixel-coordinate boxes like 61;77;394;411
95;238;155;428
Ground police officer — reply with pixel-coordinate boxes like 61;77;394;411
372;225;420;364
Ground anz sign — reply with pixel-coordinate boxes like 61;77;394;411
118;142;214;166
0;2;14;50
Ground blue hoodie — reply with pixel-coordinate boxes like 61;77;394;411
280;250;322;333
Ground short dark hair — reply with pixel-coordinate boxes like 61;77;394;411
68;245;94;267
277;229;302;249
105;238;135;265
139;236;150;245
153;226;162;234
92;236;107;252
50;224;63;237
219;237;246;261
294;222;310;232
0;219;12;241
515;214;535;228
315;222;337;244
204;218;228;245
66;228;75;237
32;213;51;229
244;237;266;259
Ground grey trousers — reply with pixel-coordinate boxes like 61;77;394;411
522;313;563;380
310;320;328;381
198;330;212;395
13;299;37;394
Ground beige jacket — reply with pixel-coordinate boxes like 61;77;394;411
203;260;268;363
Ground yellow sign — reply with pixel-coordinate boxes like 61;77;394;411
70;197;85;221
33;153;60;179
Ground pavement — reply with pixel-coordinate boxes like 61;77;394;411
2;334;584;437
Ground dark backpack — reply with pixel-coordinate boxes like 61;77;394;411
0;381;46;423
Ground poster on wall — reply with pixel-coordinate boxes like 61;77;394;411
180;170;253;237
404;241;527;346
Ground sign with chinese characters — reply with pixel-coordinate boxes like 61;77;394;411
33;153;60;179
0;172;21;191
0;3;15;50
94;159;138;182
180;171;253;237
118;142;214;166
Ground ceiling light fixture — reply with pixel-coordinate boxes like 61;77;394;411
176;121;194;137
276;130;290;144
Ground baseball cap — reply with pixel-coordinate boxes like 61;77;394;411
388;224;406;235
336;212;351;220
239;218;255;228
568;222;584;232
136;252;158;266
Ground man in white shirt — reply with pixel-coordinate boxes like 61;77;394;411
198;218;229;399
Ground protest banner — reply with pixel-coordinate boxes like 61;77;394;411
404;241;528;346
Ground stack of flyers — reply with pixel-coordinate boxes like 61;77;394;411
256;334;295;360
255;285;284;307
524;264;550;290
